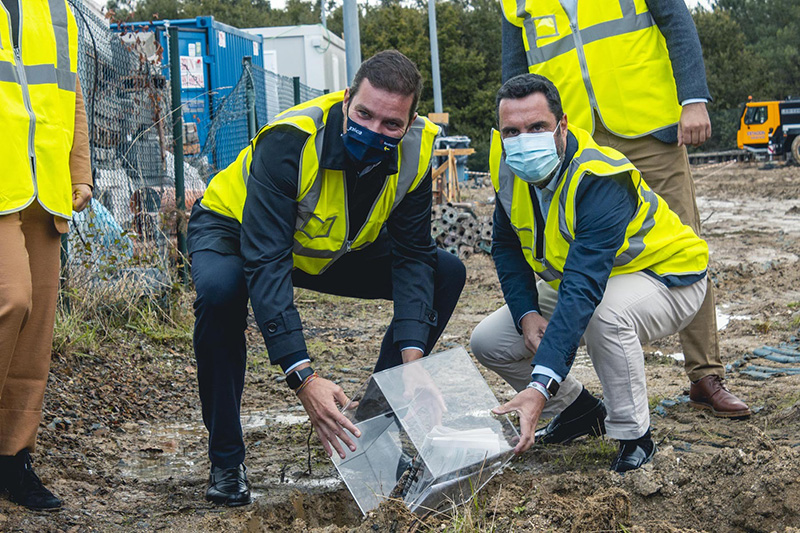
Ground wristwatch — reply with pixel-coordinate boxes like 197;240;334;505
530;373;560;397
286;366;315;390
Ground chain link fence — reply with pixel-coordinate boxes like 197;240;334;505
65;1;325;304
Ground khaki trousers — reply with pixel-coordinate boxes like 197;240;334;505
471;275;706;440
0;202;63;454
592;119;723;380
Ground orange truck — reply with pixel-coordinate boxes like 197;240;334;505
737;97;800;161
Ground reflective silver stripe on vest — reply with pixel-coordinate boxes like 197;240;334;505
614;185;658;266
517;0;656;65
277;103;325;125
293;126;329;232
497;158;562;282
48;0;76;91
558;148;632;244
25;64;56;85
390;116;429;211
241;149;251;185
0;60;19;83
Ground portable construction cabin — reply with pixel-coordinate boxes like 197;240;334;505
111;17;264;172
246;25;345;94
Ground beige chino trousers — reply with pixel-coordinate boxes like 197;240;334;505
471;274;706;440
592;119;722;380
0;202;63;454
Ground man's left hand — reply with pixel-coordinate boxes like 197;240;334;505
72;183;92;212
491;387;547;454
678;102;712;147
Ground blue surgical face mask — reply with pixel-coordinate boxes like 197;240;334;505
341;115;402;166
502;124;563;185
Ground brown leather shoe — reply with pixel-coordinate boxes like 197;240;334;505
689;375;751;419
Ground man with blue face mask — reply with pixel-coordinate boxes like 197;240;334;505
186;50;466;505
471;74;709;472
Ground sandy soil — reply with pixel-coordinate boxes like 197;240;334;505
3;162;800;532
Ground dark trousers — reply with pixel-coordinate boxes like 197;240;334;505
191;242;466;468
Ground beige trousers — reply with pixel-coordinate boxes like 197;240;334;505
471;275;706;440
0;202;63;454
592;119;722;380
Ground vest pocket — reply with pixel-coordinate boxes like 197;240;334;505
298;213;337;240
531;15;559;43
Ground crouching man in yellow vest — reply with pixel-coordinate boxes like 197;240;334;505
0;0;91;510
470;74;707;472
188;50;466;505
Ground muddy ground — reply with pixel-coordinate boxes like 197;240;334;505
4;161;800;532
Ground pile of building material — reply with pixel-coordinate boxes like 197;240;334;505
431;203;492;259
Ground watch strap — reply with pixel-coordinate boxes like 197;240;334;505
530;373;559;397
286;366;315;390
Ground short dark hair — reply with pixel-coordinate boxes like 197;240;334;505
495;74;564;126
350;50;423;121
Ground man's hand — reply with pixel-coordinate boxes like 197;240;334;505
297;376;362;459
678;102;712;147
72;183;92;212
492;387;547;454
520;312;548;355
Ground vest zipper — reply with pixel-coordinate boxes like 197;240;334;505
11;3;37;189
566;11;601;121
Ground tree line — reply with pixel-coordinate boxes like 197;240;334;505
106;0;799;167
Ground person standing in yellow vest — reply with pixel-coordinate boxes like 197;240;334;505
0;0;91;510
187;50;466;506
500;0;751;440
471;74;708;472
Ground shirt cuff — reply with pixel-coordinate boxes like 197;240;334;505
283;358;311;374
517;310;540;330
400;341;425;354
681;98;709;106
532;364;562;383
278;351;310;373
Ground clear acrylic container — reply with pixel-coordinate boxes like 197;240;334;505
331;346;519;515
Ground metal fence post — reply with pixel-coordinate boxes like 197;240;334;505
293;76;301;106
168;27;189;285
243;56;257;139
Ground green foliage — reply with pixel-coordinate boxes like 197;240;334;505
694;0;800;150
105;0;799;158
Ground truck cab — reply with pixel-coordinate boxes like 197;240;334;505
738;98;800;161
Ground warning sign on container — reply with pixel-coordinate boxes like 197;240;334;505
180;56;205;89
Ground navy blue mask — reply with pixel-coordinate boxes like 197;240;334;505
342;116;402;166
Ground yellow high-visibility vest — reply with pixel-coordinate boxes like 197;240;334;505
501;0;682;138
0;0;79;218
202;91;440;275
489;125;707;289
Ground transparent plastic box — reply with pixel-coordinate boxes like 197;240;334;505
331;346;519;515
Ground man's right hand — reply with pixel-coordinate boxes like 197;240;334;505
297;376;362;459
520;312;548;355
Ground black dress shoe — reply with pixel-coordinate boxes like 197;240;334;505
0;450;62;510
535;397;607;444
206;463;252;506
610;439;656;473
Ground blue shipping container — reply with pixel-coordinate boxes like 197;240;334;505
112;17;264;172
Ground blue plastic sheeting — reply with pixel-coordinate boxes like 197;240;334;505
69;198;134;264
736;332;800;380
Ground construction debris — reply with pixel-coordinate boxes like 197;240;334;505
431;202;492;259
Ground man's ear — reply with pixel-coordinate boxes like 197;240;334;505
342;87;350;114
404;112;419;136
